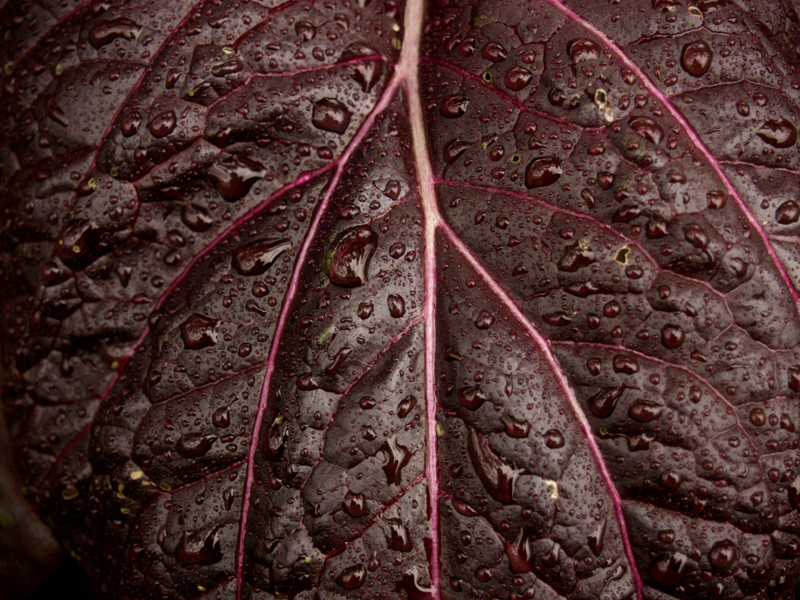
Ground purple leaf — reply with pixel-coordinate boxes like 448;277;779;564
3;1;800;599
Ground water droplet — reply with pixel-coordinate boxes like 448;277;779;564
384;180;402;200
386;519;413;552
147;109;177;138
661;324;684;349
567;38;601;61
89;17;141;49
295;20;317;40
339;43;384;93
543;429;565;448
776;200;800;224
175;525;223;566
443;139;472;163
357;301;374;319
312;98;352;134
181;204;213;231
628;400;664;423
325;227;378;287
629;116;663;144
396;569;432;600
209;155;265;202
380;436;411;485
709;539;737;571
359;396;376;409
343;491;369;517
749;408;766;426
588;518;607;555
440;94;469;118
482;41;507;62
680;41;713;77
389;242;406;258
336;564;366;590
612;355;639;374
387;294;406;318
176;433;216;458
587;386;625;418
458;385;487;410
397;395;417;418
650;552;688;586
504;66;533;91
232;238;290;276
542;312;571;326
757;119;797;148
213;406;230;428
525;156;562;188
503;413;530;438
46;98;69;127
180;314;218;349
474;567;492;582
474;310;494;329
466;426;521;504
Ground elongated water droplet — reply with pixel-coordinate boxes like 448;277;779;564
650;552;688;586
587;386;624;418
443;139;471;163
567;38;601;61
295;20;316;40
233;238;290;276
757;119;797;148
213;406;230;428
628;400;664;423
175;526;223;566
387;294;406;318
440;94;469;118
312;98;352;134
180;314;218;349
458;385;487;410
209;155;265;202
525;156;561;188
588;518;607;555
339;43;384;93
386;519;413;552
336;564;367;590
147;109;176;138
482;41;507;62
176;433;216;458
466;426;520;504
680;41;713;77
181;204;213;231
629;116;663;144
397;395;417;418
325;227;378;287
397;570;432;600
89;17;141;49
343;491;369;517
381;436;411;485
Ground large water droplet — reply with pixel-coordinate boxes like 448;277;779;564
443;139;472;163
380;436;411;485
181;204;213;231
175;525;223;566
397;569;432;600
440;94;470;118
757;119;797;148
506;530;533;573
336;564;367;590
339;43;384;93
543;429;565;449
325;227;378;287
295;20;317;40
650;552;688;586
312;98;352;134
147;109;176;138
680;41;713;77
525;156;561;188
482;42;507;62
628;400;663;423
776;200;800;224
397;395;417;418
180;314;218;349
387;294;406;318
466;426;521;504
458;385;487;410
587;386;624;418
89;17;141;49
503;413;530;438
567;38;601;62
176;433;216;458
629;116;663;144
209;155;265;202
233;238;291;276
660;324;684;349
504;66;533;91
474;310;494;329
588;518;607;555
343;491;369;517
213;406;230;428
386;519;413;552
708;539;737;571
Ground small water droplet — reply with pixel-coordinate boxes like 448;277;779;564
233;238;291;276
440;94;469;118
387;294;406;318
525;156;561;188
543;429;565;448
680;40;713;77
628;400;664;423
325;227;378;287
757;119;797;148
181;204;213;231
176;433;216;458
312;98;352;134
147;109;177;138
295;20;316;40
175;525;223;566
180;314;218;349
336;564;367;590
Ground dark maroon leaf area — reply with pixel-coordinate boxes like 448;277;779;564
4;0;800;599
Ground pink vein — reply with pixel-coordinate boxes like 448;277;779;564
402;0;442;596
233;67;405;600
438;218;644;599
545;0;800;310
